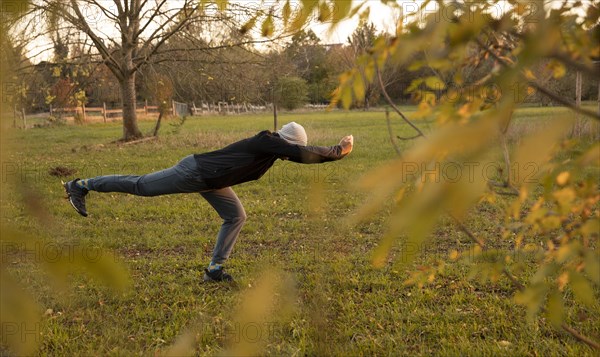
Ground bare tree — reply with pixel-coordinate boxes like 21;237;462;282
17;1;278;140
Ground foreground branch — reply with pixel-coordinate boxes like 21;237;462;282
385;108;401;155
376;62;426;139
450;214;598;350
475;37;600;121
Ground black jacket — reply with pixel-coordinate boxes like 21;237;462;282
194;130;345;189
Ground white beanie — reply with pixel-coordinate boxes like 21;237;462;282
278;122;308;146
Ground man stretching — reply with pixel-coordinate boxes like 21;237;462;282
63;122;354;282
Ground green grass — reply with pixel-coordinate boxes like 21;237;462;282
2;107;598;356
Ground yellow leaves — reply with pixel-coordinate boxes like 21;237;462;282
584;250;600;285
317;2;331;22
371;233;395;268
215;0;228;12
557;272;569;291
352;73;365;102
1;219;130;355
261;13;274;37
540;215;561;230
240;15;258;35
545;291;564;328
580;219;599;239
282;0;291;26
351;118;499;268
578;143;600;167
52;66;62;77
331;0;352;25
552;187;576;213
424;76;446;90
513;117;573;186
332;63;373;109
362;60;375;83
164;268;296;357
523;69;536;81
339;84;352;110
515;282;547;321
555;241;579;264
358;6;370;24
406;78;423;93
555;171;570;186
225;269;296;356
449;250;460;260
569;271;595;306
289;0;318;33
546;60;566;79
0;271;40;356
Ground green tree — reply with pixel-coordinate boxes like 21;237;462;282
275;76;309;110
284;30;337;104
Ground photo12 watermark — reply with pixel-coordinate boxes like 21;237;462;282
399;160;539;184
1;240;117;264
1;321;41;346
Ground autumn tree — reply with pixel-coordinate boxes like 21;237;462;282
272;0;600;350
16;1;281;140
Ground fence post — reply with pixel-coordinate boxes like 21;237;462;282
145;99;148;115
103;102;107;123
81;102;87;122
172;100;176;117
22;107;26;128
49;104;53;116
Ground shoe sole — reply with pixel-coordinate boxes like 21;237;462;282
62;181;88;217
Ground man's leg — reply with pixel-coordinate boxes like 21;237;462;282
64;155;207;216
200;187;246;281
87;155;206;196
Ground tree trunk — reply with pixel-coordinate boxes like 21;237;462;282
572;71;583;138
120;73;142;140
597;79;599;117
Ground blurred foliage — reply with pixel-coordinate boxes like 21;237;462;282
3;0;599;353
265;0;600;348
161;268;296;357
1;2;130;355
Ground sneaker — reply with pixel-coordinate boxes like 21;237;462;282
63;179;89;217
203;268;234;282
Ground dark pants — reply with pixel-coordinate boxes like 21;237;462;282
87;155;246;264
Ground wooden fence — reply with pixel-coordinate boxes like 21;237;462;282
50;100;166;123
190;101;273;115
13;100;331;128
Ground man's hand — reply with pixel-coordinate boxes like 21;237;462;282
339;135;354;155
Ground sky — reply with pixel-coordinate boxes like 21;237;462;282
22;0;402;62
309;1;403;44
20;0;591;62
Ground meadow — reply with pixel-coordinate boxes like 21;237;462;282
2;106;598;356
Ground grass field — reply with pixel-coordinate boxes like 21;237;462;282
2;106;599;356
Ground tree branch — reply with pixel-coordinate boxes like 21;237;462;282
450;213;599;349
475;37;600;121
376;61;426;138
385;108;401;155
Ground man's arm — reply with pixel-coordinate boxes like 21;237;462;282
256;132;353;163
